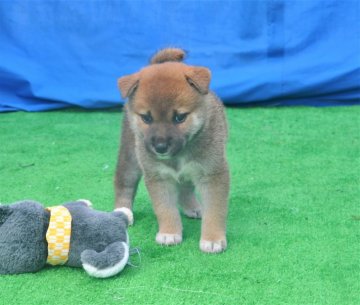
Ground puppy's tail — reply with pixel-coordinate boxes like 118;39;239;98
150;48;186;64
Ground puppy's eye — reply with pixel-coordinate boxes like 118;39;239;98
173;112;189;124
140;113;153;124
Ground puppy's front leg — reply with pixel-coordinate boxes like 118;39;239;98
197;169;230;253
114;113;142;224
145;177;182;245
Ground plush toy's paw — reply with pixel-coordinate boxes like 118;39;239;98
156;233;182;245
114;207;134;226
77;199;93;208
81;241;129;278
200;239;227;254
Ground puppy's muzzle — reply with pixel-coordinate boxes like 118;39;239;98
152;137;172;155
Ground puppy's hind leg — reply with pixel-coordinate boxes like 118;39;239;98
114;113;142;225
178;182;202;219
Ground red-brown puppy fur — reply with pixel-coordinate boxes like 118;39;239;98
115;48;229;253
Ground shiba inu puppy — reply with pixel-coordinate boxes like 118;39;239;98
114;48;229;253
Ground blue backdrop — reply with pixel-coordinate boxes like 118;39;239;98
0;1;359;112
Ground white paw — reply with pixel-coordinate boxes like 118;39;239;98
183;208;202;219
156;233;182;246
78;199;93;207
200;239;227;253
114;207;134;226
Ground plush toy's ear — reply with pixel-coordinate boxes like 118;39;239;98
0;205;12;226
114;207;133;226
117;73;140;99
185;66;211;95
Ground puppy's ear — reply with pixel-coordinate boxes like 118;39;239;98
185;67;211;95
117;73;140;99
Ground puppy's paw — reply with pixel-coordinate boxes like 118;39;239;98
156;233;182;246
114;207;134;226
183;208;202;219
200;239;227;253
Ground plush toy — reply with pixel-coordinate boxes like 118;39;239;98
0;199;133;278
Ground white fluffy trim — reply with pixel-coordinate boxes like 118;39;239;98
114;207;134;226
77;199;93;207
82;242;129;278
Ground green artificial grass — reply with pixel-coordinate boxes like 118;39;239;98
0;106;359;305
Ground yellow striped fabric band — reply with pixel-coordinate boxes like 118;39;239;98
46;205;72;265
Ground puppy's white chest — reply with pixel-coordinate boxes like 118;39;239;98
158;160;203;182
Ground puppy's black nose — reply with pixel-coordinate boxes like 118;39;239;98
154;141;169;154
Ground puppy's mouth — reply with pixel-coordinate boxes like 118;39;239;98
150;147;178;160
146;141;185;160
154;152;172;160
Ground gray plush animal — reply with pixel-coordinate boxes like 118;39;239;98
0;199;132;278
